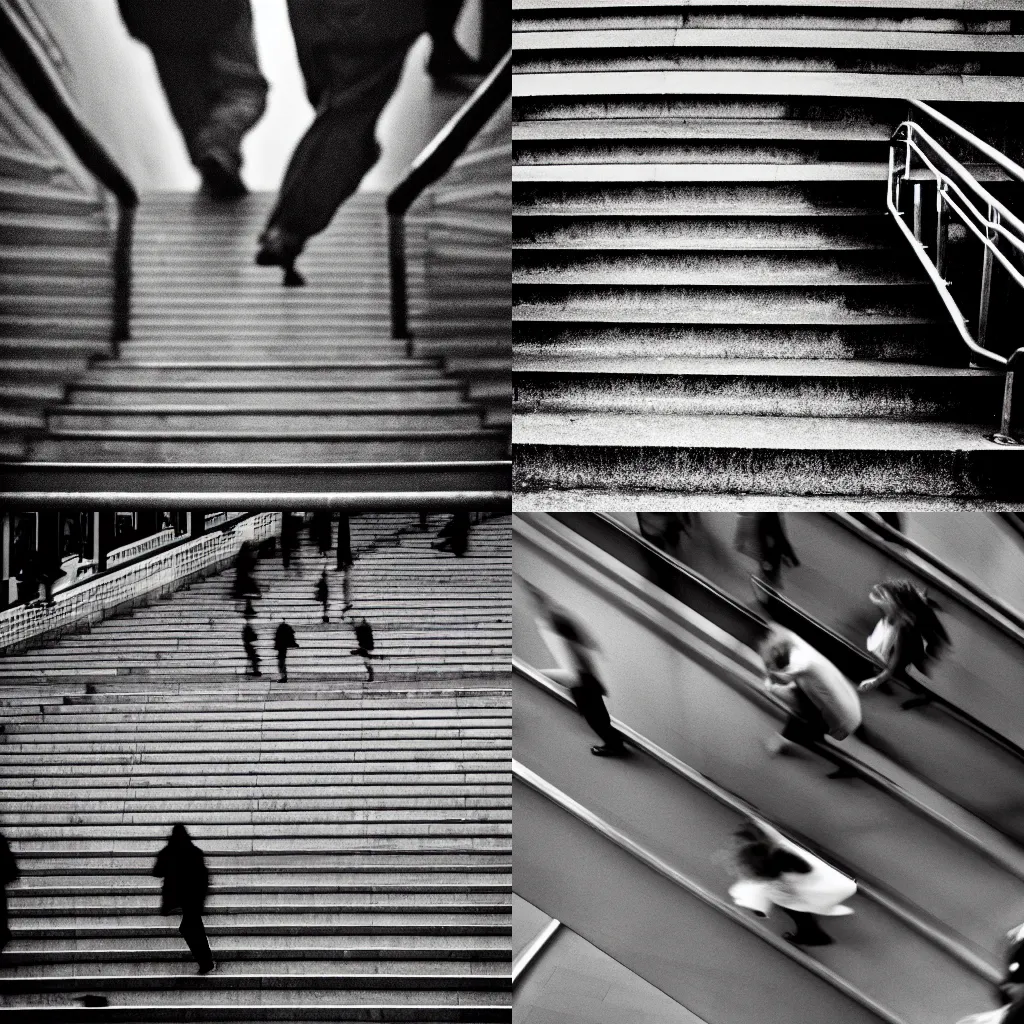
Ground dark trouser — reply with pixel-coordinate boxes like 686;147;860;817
783;908;831;944
427;1;464;43
263;40;414;244
244;642;260;675
149;8;267;170
179;909;213;968
277;649;288;678
782;713;856;777
571;685;624;750
0;888;9;953
320;600;329;622
337;515;352;570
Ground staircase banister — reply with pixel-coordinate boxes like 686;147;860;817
909;99;1024;187
386;50;511;218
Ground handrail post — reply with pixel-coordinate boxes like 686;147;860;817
978;206;998;348
993;348;1024;445
110;198;136;355
388;212;411;350
935;183;948;279
912;182;923;242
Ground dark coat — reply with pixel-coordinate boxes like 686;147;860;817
355;620;374;652
286;0;426;51
153;832;209;915
315;576;329;603
274;623;298;652
118;0;249;48
242;623;257;647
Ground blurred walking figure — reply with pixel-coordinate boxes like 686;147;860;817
341;567;353;615
728;820;856;947
152;824;215;974
255;0;426;285
0;832;19;955
433;512;470;557
637;513;691;558
858;580;949;710
274;621;299;682
118;0;267;199
528;584;626;758
242;621;261;677
37;552;66;607
311;512;333;556
735;513;800;587
315;571;330;623
351;618;375;682
281;514;300;570
233;541;260;598
336;514;353;570
243;597;257;620
759;626;862;780
427;1;485;88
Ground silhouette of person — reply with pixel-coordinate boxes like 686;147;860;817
242;622;261;677
341;566;353;615
16;551;40;607
152;824;214;974
351;617;375;681
274;621;298;681
427;2;484;88
281;514;299;570
255;0;426;284
37;551;66;607
636;513;691;558
312;512;333;556
735;513;800;588
233;541;260;597
336;514;353;570
315;571;330;623
0;832;19;955
433;511;470;556
117;0;268;199
242;597;257;620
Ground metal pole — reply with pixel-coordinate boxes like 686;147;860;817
977;206;998;347
913;183;923;242
388;213;410;348
935;184;948;279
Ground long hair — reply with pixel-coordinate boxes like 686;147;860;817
872;580;950;669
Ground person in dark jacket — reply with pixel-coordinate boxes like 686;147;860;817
0;833;18;955
433;512;470;557
233;541;260;597
274;621;298;681
311;512;333;556
735;513;800;588
242;621;261;677
351;617;375;681
281;513;299;570
315;571;330;623
152;824;214;974
255;0;426;285
427;1;484;88
118;0;268;199
336;514;353;570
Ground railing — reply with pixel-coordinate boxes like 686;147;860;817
887;99;1024;442
387;50;511;347
0;0;137;348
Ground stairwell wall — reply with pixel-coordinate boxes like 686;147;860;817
0;511;281;655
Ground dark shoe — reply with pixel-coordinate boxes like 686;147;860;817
900;696;932;710
197;150;247;200
826;766;857;780
784;931;833;947
197;961;216;975
591;744;626;757
256;226;306;287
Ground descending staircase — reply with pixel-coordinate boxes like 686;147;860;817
0;513;512;683
0;514;511;1021
512;0;1024;501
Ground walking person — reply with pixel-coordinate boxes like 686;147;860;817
152;824;215;974
281;514;299;570
242;621;261;677
858;580;950;710
637;513;691;558
527;584;626;758
255;0;426;285
233;541;260;598
727;820;856;947
117;0;268;199
433;511;470;557
735;513;800;588
274;621;298;682
0;832;19;955
427;1;484;88
336;514;353;570
341;566;354;615
312;512;333;556
759;626;862;780
351;618;375;682
243;597;257;621
315;571;330;623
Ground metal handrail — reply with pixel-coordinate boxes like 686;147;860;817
0;1;137;348
387;50;511;346
887;108;1024;441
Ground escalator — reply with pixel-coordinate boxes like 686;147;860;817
513;513;1024;1024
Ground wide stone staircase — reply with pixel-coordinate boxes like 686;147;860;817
512;0;1024;501
0;515;511;1020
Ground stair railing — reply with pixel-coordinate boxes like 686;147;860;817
0;0;137;350
387;50;511;351
888;99;1024;443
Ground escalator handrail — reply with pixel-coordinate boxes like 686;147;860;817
512;917;561;987
386;50;511;342
0;0;137;346
514;657;1001;985
523;512;1024;879
514;756;909;1024
843;513;1024;638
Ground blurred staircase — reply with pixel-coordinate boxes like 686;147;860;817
512;0;1024;500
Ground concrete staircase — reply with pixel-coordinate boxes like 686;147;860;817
0;513;511;683
0;515;511;1021
512;0;1024;500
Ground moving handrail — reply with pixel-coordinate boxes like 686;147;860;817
887;101;1024;441
0;0;138;348
386;50;511;346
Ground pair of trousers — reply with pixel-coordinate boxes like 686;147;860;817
783;908;831;943
243;643;260;675
179;910;213;968
264;40;415;243
571;685;623;749
149;7;267;169
277;650;288;677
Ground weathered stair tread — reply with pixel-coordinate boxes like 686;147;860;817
513;356;993;376
513;0;1024;10
514;161;891;181
513;118;891;140
513;411;1004;449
